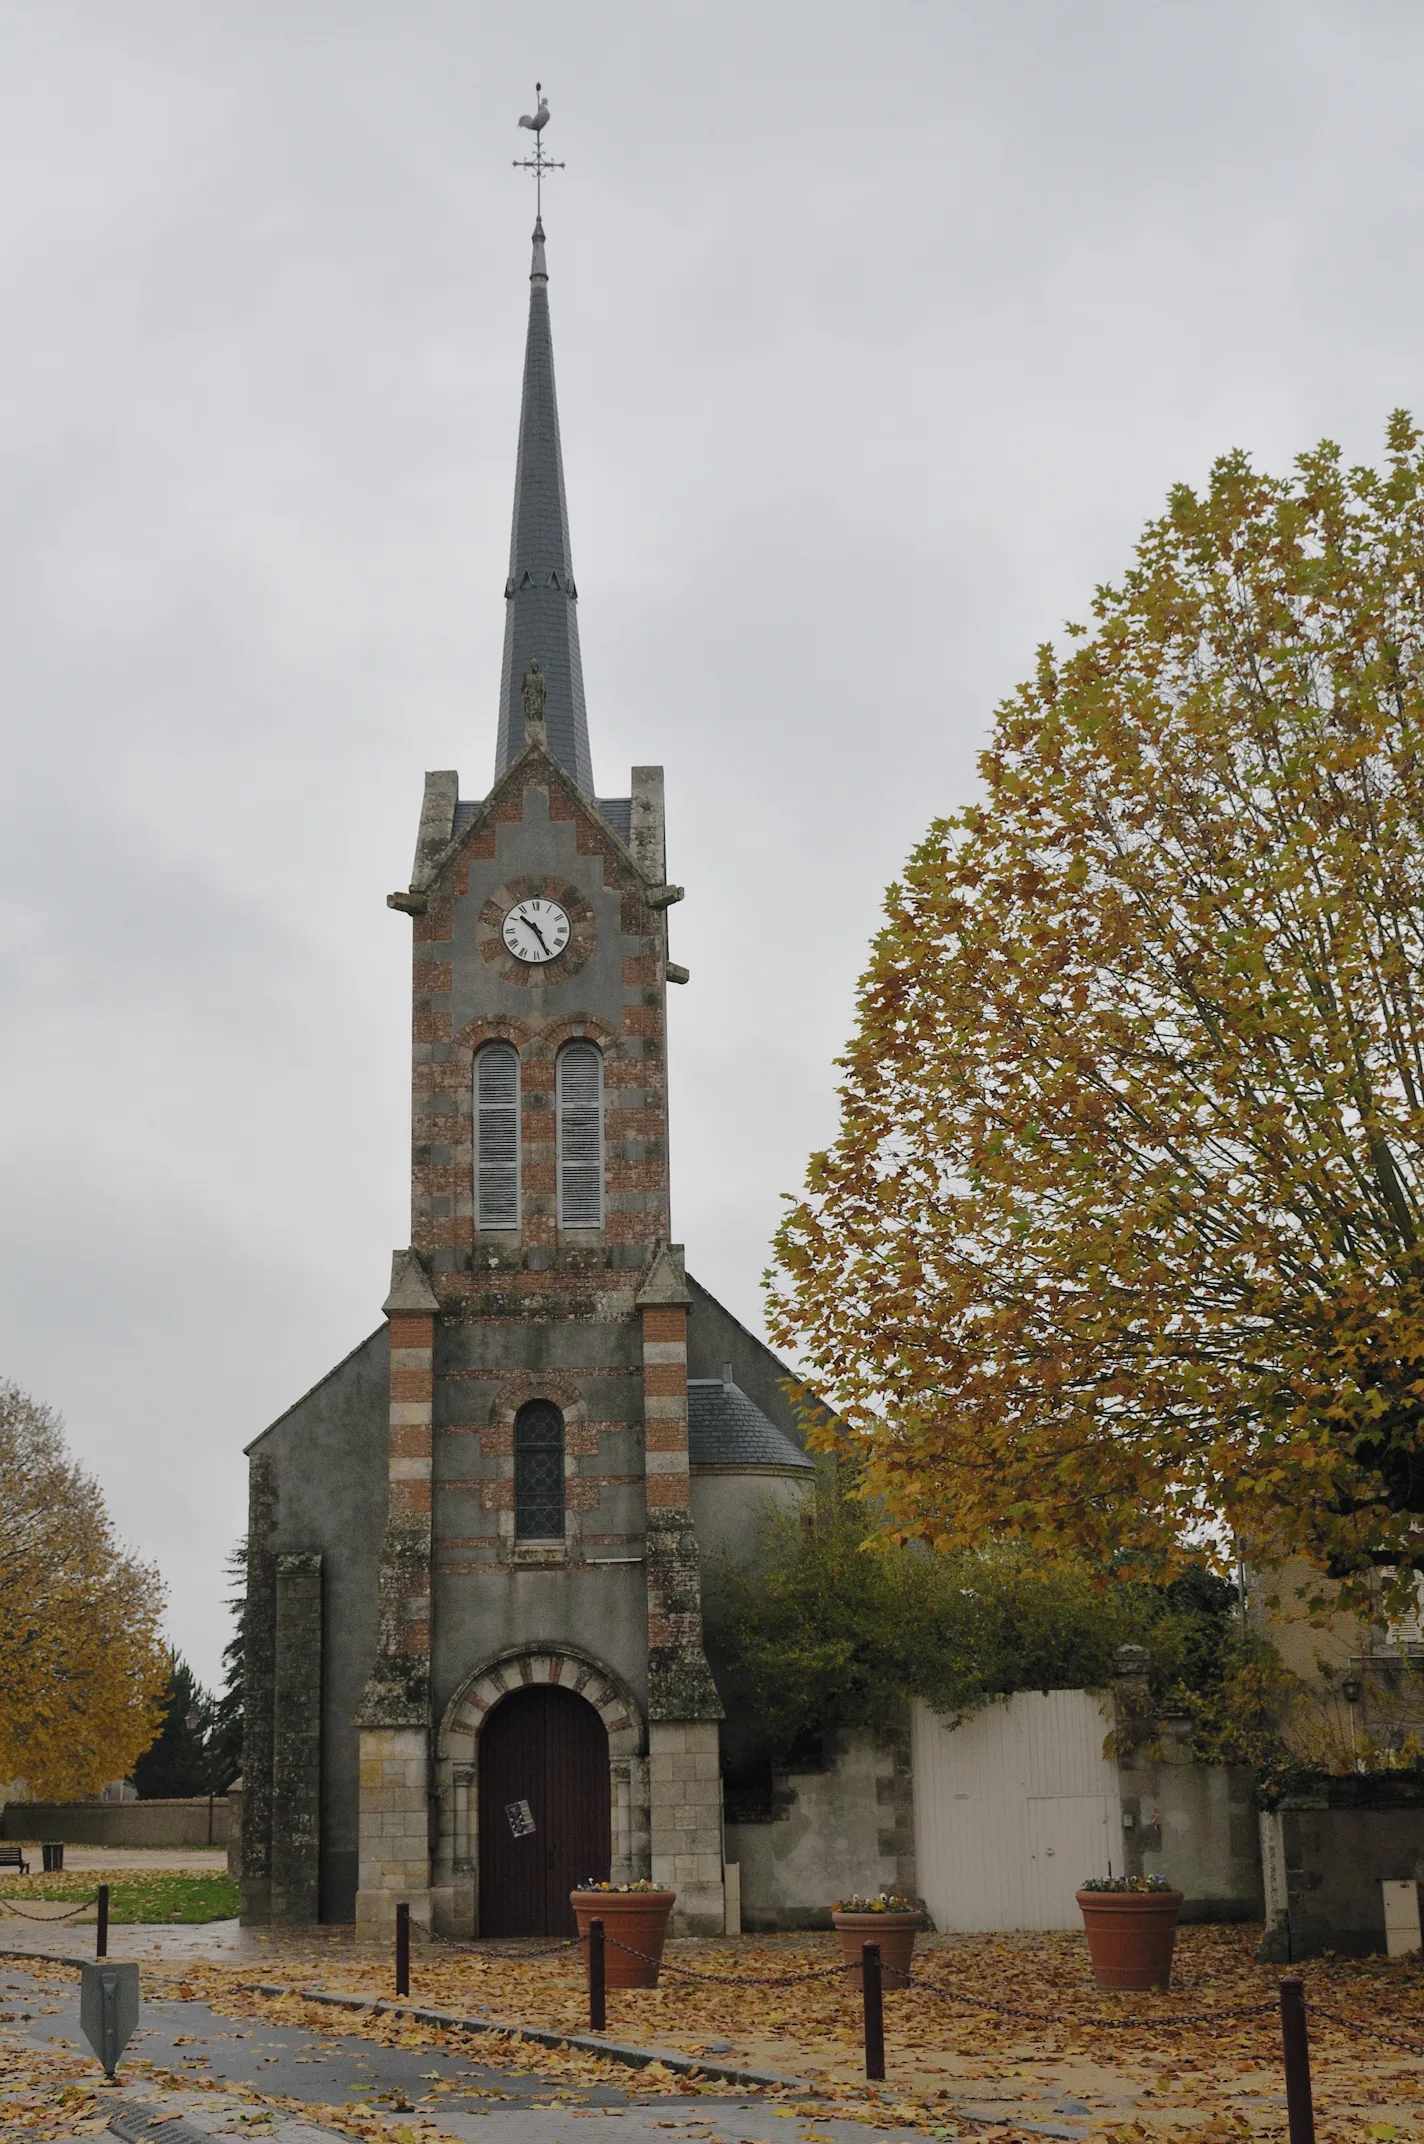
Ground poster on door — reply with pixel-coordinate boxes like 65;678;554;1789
505;1798;536;1838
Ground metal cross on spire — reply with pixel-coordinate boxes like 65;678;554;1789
513;82;564;217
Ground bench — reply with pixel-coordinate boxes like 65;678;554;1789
0;1845;29;1875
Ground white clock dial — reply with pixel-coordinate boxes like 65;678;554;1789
502;897;572;965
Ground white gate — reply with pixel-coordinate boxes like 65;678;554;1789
911;1689;1120;1931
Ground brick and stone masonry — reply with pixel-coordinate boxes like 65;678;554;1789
355;1253;440;1932
638;1247;725;1936
239;209;825;1936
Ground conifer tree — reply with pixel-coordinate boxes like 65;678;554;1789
133;1656;213;1800
208;1544;245;1791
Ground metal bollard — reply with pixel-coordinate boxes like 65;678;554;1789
395;1901;411;1998
96;1885;109;1960
589;1916;606;2032
862;1940;885;2082
1279;1976;1315;2144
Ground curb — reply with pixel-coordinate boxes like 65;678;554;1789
240;1980;813;2092
0;1943;92;1970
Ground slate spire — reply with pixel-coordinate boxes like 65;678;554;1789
494;217;594;796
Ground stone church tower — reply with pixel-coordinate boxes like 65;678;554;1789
240;214;814;1937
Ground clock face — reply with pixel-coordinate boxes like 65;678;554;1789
501;897;572;965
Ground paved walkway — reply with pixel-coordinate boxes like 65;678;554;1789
1;1913;274;1958
2;1844;231;1872
0;1963;946;2144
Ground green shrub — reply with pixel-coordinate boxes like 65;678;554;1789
705;1478;1243;1762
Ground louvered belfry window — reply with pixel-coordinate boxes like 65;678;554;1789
557;1042;603;1229
514;1400;566;1540
476;1043;521;1230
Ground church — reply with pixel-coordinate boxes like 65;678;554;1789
238;204;818;1939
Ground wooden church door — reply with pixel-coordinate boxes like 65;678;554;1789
478;1686;611;1935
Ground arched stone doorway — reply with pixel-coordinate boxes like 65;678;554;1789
435;1647;649;1938
478;1684;611;1935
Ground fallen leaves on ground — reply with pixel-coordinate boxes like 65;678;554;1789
176;1924;1424;2133
10;1928;1424;2137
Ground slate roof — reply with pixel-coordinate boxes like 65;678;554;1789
451;796;630;846
493;218;595;798
687;1378;814;1472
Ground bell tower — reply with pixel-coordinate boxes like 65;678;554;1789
352;187;724;1940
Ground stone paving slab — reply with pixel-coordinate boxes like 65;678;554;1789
108;2101;343;2141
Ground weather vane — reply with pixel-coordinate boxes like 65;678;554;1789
514;82;564;217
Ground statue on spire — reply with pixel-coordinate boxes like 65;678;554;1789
522;661;548;732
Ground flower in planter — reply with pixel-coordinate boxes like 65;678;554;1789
830;1892;921;1912
1078;1873;1174;1892
574;1878;667;1892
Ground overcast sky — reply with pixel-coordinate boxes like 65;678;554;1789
1;1;1421;1689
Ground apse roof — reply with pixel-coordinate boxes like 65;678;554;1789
687;1377;815;1472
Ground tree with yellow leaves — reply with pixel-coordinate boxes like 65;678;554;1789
0;1380;168;1799
771;416;1424;1616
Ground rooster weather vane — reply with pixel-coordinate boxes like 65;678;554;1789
513;83;564;216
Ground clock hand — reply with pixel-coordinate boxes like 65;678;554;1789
521;914;552;953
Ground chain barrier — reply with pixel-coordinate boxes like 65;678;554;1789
597;1937;1276;2013
900;1969;1275;2033
601;1933;853;1988
491;1938;581;1960
1313;2005;1424;2062
0;1895;99;1924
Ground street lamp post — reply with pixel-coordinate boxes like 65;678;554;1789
185;1709;217;1845
1341;1674;1364;1772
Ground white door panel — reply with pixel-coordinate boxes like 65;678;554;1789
912;1691;1120;1932
1026;1793;1116;1929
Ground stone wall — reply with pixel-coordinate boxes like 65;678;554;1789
1117;1744;1263;1922
1259;1774;1424;1960
271;1552;323;1922
242;1325;390;1924
726;1726;916;1931
3;1800;233;1848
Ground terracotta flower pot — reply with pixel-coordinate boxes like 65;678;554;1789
830;1909;924;1989
570;1889;677;1990
1076;1888;1184;1991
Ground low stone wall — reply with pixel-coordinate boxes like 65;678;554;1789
1259;1775;1424;1960
2;1799;232;1849
726;1726;915;1931
1118;1756;1263;1922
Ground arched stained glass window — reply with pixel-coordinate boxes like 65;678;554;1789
557;1042;603;1229
476;1043;520;1230
514;1400;565;1541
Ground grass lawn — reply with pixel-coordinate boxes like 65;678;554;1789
0;1870;238;1922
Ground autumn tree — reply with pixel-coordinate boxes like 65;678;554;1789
0;1381;169;1799
770;416;1424;1613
